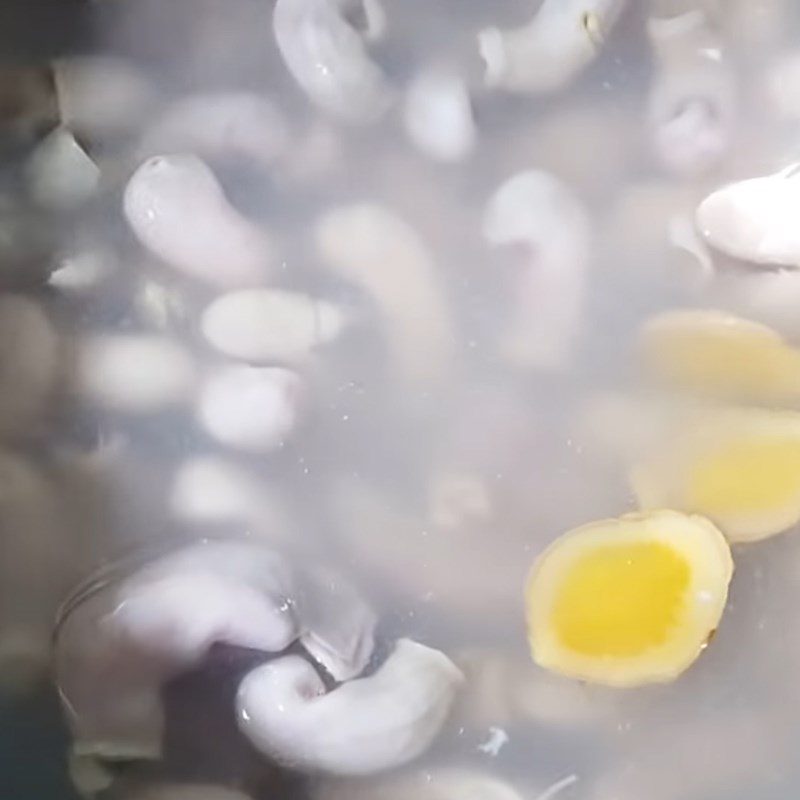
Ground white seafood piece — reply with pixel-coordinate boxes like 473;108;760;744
169;455;289;538
55;541;297;758
0;295;59;436
696;164;800;266
403;71;475;162
196;365;303;453
139;92;288;168
201;288;347;365
296;567;377;681
478;0;626;93
316;203;455;388
236;639;463;775
54;56;155;140
25;127;99;210
315;767;524;800
75;334;195;413
647;10;735;176
482;171;591;371
273;0;391;122
123;155;272;287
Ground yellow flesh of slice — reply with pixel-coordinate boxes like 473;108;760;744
687;439;800;517
526;511;732;686
552;541;689;658
641;311;800;401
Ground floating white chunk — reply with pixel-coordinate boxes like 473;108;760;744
0;295;59;436
273;0;391;122
696;164;800;266
123;154;272;287
478;0;626;93
54;540;297;759
403;71;475;162
316;203;455;387
25;127;99;210
647;10;735;176
201;288;346;364
75;334;195;412
197;365;303;452
139;92;289;167
54;56;155;140
483;170;591;370
236;639;463;775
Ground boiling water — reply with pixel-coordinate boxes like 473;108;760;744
5;0;800;798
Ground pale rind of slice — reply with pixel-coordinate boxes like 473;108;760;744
695;164;800;266
639;309;800;402
633;407;800;542
526;510;732;687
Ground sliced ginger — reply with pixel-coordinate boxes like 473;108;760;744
526;510;732;687
639;309;800;403
633;407;800;542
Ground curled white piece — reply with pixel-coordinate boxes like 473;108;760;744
54;56;155;140
196;365;304;453
123;155;273;288
316;203;455;388
647;10;736;176
478;0;626;93
169;455;289;539
139;92;289;168
54;540;298;760
0;295;59;436
296;566;377;681
201;288;347;365
75;334;195;413
695;164;800;266
25;127;99;210
273;0;391;122
403;70;476;162
482;170;591;371
315;767;524;800
236;638;463;775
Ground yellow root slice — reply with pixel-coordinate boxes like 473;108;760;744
639;309;800;403
526;510;732;687
633;407;800;542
